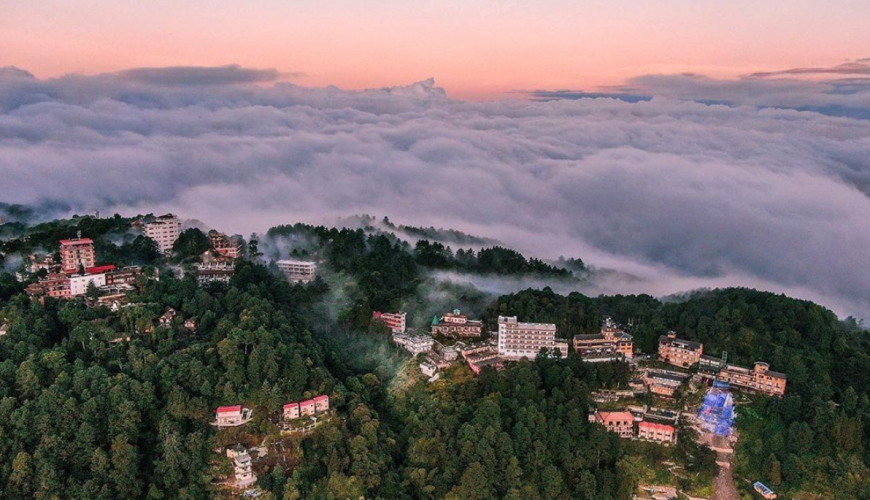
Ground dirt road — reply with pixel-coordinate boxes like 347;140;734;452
711;452;739;500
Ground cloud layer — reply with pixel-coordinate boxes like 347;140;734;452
2;66;870;318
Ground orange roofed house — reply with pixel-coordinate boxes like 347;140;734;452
588;410;634;438
638;421;677;444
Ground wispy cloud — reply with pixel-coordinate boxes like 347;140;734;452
744;58;870;79
2;65;870;318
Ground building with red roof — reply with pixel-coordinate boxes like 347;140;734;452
638;421;676;444
212;405;253;427
283;402;300;420
313;394;330;413
60;237;95;273
588;410;634;438
299;399;316;417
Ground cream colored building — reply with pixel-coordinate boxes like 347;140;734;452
276;259;317;283
144;214;181;254
497;316;566;359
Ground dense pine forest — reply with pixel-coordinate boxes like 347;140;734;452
0;213;868;499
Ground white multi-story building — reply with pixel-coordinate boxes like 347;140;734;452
497;316;567;359
393;330;434;355
276;259;317;283
144;214;181;254
69;273;107;296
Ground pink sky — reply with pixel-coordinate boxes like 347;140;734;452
3;0;869;99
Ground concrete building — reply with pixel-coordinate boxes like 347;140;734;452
105;266;143;286
497;316;566;359
658;332;704;368
26;273;71;300
213;405;253;427
69;272;107;297
158;308;176;329
644;370;689;398
314;394;330;413
197;261;234;285
276;259;317;283
430;309;483;338
283;402;300;420
208;231;243;259
299;399;316;417
574;317;634;361
717;361;787;397
588;410;634;438
144;214;181;254
393;330;435;355
226;446;257;489
372;311;407;333
420;360;438;377
637;421;676;444
60;237;96;273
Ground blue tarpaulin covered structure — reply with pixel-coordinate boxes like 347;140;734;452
698;382;734;436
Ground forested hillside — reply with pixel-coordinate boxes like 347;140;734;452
0;214;868;499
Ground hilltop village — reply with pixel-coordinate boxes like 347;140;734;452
3;211;851;500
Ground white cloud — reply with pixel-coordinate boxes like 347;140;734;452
2;67;870;318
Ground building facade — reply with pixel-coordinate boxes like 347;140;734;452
60;237;96;273
393;330;434;355
637;421;677;444
717;361;787;397
497;316;565;359
144;214;181;254
588;410;634;438
430;309;483;338
276;259;317;283
372;311;407;333
69;273;107;296
658;332;704;368
574;318;634;362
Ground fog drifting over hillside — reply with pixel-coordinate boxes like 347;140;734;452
2;65;870;318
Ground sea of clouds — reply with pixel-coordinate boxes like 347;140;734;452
2;63;870;318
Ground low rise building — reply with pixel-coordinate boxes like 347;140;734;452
588;410;634;438
283;402;300;420
497;316;566;359
197;261;235;285
209;231;243;259
105;266;143;286
393;330;434;355
144;214;181;254
26;273;71;300
372;311;407;333
212;405;253;427
430;309;483;338
314;395;330;413
574;317;634;361
637;421;677;444
0;322;8;337
70;272;107;296
299;399;316;417
658;332;703;368
717;361;787;397
420;359;438;377
276;259;317;283
644;370;689;398
158;308;176;329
